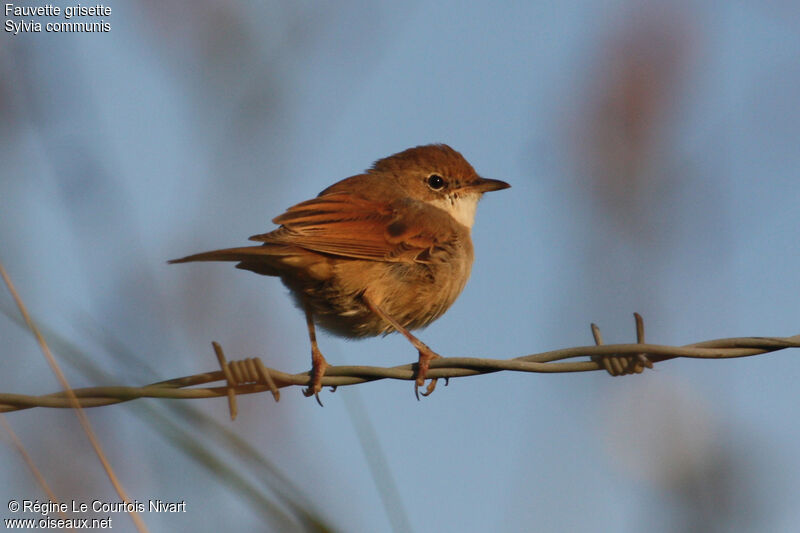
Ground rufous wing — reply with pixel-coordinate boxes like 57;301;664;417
248;193;450;263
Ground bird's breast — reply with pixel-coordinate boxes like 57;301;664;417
288;236;474;338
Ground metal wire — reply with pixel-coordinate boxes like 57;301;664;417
2;316;798;414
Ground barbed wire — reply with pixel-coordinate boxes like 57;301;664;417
2;314;798;417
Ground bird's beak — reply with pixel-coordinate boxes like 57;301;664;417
470;177;511;193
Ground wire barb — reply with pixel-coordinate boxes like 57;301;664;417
592;313;653;375
633;312;654;371
213;342;238;420
214;342;280;420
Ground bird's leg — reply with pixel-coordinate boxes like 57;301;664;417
302;305;329;405
362;293;441;399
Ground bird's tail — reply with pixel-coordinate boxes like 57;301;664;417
169;244;304;277
168;246;275;264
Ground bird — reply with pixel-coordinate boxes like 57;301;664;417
170;144;510;401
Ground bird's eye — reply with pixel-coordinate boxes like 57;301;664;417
427;174;446;190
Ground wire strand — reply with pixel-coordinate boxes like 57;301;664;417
2;333;797;413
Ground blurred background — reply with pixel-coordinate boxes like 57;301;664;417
1;1;799;531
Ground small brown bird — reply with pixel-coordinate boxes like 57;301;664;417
170;144;509;400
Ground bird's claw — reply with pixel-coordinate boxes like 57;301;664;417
302;385;324;406
414;350;441;400
303;355;330;406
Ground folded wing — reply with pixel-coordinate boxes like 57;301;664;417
249;193;449;263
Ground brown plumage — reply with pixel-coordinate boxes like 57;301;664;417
170;144;509;399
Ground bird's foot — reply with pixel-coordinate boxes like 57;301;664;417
415;348;442;400
303;349;330;406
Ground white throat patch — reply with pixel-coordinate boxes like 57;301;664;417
429;193;480;229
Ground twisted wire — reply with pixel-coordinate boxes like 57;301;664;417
2;324;797;414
